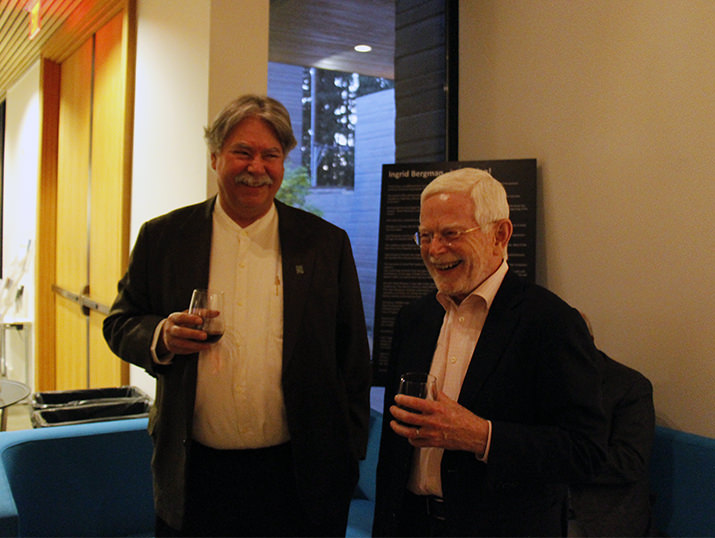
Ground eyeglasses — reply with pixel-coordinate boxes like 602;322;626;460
413;226;481;247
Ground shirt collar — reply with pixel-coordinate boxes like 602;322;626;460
214;197;278;238
437;260;509;311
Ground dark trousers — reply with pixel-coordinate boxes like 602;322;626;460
395;490;567;537
394;491;449;537
157;441;318;537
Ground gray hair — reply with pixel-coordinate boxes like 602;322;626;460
421;167;510;227
204;94;297;155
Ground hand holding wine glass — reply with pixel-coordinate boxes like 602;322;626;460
189;288;225;343
393;372;436;427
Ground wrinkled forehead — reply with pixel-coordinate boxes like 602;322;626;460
419;191;476;227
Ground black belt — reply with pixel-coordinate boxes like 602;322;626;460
426;495;446;521
190;440;292;463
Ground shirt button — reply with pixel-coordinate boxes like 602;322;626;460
450;356;457;364
459;316;465;323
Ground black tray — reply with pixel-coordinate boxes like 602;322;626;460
31;399;150;427
31;386;150;409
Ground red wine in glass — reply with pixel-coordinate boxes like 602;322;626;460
204;331;224;343
189;289;225;344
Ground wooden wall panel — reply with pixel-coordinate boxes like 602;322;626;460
89;11;126;387
36;59;61;390
55;38;93;388
35;1;134;391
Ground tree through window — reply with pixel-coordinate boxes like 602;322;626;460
302;67;393;188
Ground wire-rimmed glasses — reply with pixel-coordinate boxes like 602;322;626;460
413;226;481;247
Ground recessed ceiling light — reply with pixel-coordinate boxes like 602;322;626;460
354;44;372;53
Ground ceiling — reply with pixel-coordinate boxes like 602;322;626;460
269;0;394;79
0;0;394;100
0;0;121;100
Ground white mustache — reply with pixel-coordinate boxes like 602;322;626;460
233;173;273;187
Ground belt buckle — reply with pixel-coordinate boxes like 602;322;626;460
426;496;446;521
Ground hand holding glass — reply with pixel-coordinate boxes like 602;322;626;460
188;289;225;343
396;372;436;424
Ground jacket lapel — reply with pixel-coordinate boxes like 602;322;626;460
412;297;444;374
172;197;215;310
275;202;314;368
458;271;525;406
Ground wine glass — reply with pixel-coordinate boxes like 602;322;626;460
188;289;225;343
396;372;436;424
398;372;436;400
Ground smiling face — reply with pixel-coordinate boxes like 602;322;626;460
211;116;285;227
419;191;508;302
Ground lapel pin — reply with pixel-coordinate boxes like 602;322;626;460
295;265;304;274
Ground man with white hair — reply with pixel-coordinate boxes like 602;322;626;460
373;168;608;537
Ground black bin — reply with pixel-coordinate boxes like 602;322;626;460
31;386;150;410
31;399;150;428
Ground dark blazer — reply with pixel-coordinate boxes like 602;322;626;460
569;353;655;537
373;270;609;537
103;197;371;532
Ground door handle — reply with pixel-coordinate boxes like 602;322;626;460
51;284;111;316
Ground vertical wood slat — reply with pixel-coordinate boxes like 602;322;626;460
89;10;126;387
55;37;93;389
35;58;61;391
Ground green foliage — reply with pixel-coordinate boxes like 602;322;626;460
276;165;323;216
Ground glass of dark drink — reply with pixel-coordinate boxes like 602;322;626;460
189;288;225;343
396;372;436;424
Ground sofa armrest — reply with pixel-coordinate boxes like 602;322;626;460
0;418;153;537
650;425;715;537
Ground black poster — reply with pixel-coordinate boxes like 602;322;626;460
371;160;537;385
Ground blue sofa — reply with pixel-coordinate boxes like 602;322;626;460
348;418;715;537
0;409;383;538
649;425;715;537
0;418;154;537
3;411;711;537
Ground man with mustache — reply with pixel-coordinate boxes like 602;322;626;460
372;168;608;537
104;95;371;537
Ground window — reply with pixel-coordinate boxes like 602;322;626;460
302;67;393;188
269;63;395;343
268;0;450;356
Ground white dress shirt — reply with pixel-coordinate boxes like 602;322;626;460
408;261;508;497
190;200;289;449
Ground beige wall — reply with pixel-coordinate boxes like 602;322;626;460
206;0;269;196
131;0;268;241
2;62;39;389
129;0;269;395
460;0;715;437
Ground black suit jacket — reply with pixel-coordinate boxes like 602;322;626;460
569;353;655;537
103;198;371;532
373;270;609;537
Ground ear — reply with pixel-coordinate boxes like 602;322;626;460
210;153;217;170
493;219;513;253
